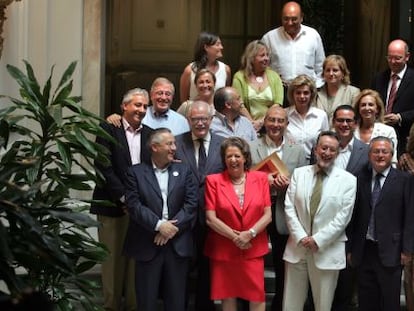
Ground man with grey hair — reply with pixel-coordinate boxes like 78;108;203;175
175;101;224;311
124;127;198;311
211;86;256;141
142;77;190;135
91;88;154;310
349;136;414;311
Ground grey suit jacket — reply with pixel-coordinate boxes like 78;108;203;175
175;132;224;226
346;138;369;176
250;136;307;234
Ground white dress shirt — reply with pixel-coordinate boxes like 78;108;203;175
153;164;170;230
285;106;329;160
262;24;325;87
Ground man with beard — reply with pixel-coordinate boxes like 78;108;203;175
283;131;356;311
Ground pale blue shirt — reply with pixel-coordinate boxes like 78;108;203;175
211;112;257;141
143;106;189;136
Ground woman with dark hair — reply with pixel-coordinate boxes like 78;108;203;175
233;40;283;132
180;32;231;102
177;69;216;117
204;137;271;311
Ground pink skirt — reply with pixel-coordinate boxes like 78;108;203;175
210;257;265;302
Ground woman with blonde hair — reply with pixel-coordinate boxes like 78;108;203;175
233;40;283;132
285;74;329;161
315;54;360;123
353;88;398;164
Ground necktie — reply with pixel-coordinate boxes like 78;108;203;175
310;170;324;222
386;74;398;113
367;173;382;240
198;138;206;176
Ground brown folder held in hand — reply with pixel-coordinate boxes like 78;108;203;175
251;151;290;177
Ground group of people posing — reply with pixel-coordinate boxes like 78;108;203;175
91;1;414;311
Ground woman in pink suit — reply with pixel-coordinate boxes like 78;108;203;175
204;137;272;311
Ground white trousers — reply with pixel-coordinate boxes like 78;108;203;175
282;253;339;311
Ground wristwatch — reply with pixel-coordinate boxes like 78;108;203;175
249;228;257;238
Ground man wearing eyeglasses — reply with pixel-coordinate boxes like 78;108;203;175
143;77;190;135
371;39;414;157
175;101;224;311
329;105;369;311
348;136;414;311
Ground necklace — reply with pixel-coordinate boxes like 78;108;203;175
231;174;245;185
255;76;264;83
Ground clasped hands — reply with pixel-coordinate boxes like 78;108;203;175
154;220;178;246
232;230;252;250
270;173;290;191
300;236;319;252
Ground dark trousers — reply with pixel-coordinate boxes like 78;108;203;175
194;226;216;311
332;263;358;311
268;221;289;311
357;241;402;311
135;244;190;311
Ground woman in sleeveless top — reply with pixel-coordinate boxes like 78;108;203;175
233;40;283;132
180;32;231;103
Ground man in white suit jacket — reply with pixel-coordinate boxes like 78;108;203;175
283;131;357;311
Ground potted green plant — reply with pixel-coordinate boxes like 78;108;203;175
0;60;110;310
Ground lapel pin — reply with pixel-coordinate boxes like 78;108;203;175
173;171;179;177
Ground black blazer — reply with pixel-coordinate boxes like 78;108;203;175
123;161;198;261
91;122;153;217
175;132;225;226
371;67;414;155
349;167;414;267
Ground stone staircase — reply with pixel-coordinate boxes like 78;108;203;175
82;249;408;311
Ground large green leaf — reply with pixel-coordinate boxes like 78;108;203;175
56;140;72;173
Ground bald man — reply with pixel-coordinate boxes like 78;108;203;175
249;105;307;311
371;39;414;157
262;1;325;97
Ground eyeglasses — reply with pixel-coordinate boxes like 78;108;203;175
334;118;355;124
371;149;391;155
189;117;210;124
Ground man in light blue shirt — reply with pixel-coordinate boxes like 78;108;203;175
143;77;190;135
211;87;257;141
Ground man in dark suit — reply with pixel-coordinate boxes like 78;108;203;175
175;100;224;311
332;105;369;177
330;105;369;311
123;128;198;311
91;88;153;311
249;105;307;311
371;39;414;157
349;136;414;311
